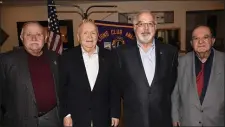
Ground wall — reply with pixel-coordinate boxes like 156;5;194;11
0;4;4;52
0;1;224;52
0;4;1;25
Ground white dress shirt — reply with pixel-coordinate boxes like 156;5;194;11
138;40;156;86
81;46;99;91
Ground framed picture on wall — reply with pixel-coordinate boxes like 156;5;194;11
16;20;74;50
118;11;174;24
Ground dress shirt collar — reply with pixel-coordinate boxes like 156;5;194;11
81;45;99;55
137;39;155;53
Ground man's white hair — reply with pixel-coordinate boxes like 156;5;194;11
132;10;157;25
77;19;98;35
20;21;45;37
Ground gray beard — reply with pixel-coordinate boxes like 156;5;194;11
138;37;151;44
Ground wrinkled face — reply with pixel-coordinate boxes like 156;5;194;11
191;26;215;53
134;12;156;44
77;22;98;49
20;23;45;54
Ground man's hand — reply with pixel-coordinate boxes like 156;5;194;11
63;116;73;127
111;118;119;127
173;122;180;127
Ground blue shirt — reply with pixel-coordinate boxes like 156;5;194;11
137;40;156;86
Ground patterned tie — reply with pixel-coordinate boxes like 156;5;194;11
196;63;205;97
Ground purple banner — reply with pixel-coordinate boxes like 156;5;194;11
95;20;136;50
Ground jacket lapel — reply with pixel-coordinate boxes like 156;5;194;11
77;46;92;91
17;49;37;104
92;48;104;92
202;49;223;107
150;41;161;87
189;52;203;108
127;45;150;88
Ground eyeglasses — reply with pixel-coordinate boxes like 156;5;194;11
135;21;156;28
192;35;212;42
24;33;44;40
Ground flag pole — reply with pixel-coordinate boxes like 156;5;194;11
48;4;84;19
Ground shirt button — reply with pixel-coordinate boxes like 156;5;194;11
199;121;202;124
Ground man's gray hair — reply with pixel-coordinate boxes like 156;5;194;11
20;21;45;36
77;19;98;35
132;10;156;25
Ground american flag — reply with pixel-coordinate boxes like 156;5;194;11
47;0;62;54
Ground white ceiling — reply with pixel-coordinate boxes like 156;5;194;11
1;0;223;6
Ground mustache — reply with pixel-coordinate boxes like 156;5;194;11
141;32;151;35
29;42;40;44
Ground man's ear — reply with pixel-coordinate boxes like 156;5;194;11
77;34;80;43
190;40;193;46
20;34;24;41
154;21;157;30
133;24;136;31
211;37;216;46
20;29;24;41
44;35;48;43
44;29;48;43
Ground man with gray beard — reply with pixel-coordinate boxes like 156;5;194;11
113;10;178;127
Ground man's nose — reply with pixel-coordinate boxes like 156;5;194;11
31;35;38;41
87;33;93;39
143;24;149;30
198;38;205;44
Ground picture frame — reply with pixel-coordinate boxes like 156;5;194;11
16;20;74;49
118;11;174;24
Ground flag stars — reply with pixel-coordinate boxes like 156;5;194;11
48;0;62;54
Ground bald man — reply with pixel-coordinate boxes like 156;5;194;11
0;22;61;127
59;20;120;127
172;25;224;126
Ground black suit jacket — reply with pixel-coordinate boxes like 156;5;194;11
115;40;178;127
0;53;4;126
59;45;120;127
0;48;60;127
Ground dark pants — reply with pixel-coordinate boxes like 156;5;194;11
38;107;61;127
